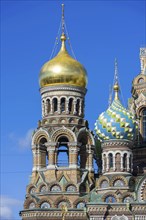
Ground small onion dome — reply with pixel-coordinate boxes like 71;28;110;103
94;83;137;141
39;33;88;88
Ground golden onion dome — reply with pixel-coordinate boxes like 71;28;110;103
39;33;88;88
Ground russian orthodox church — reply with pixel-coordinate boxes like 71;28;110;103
20;5;146;220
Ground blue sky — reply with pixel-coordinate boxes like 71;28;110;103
1;0;146;219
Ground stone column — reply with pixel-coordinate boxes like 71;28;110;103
32;147;42;170
50;99;53;114
42;101;45;117
40;149;46;168
121;154;123;171
127;155;130;172
68;143;78;168
46;143;56;168
102;154;105;173
58;99;61;114
113;154;116;171
88;149;94;171
32;146;37;171
79;99;82;116
106;155;109;172
44;100;48;116
66;100;69;114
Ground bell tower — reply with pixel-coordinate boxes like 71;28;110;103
20;5;95;220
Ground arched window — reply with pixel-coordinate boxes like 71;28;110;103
109;153;113;168
53;98;58;112
66;185;76;192
57;137;69;167
123;153;127;169
93;158;98;174
77;202;85;208
142;108;146;142
41;202;50;209
114;179;124;187
78;145;86;169
115;153;121;171
29;202;35;209
138;78;144;83
40;185;47;193
101;180;109;188
51;185;61;192
58;201;69;208
47;99;51;113
123;196;134;203
61;98;65;113
39;138;48;167
105;196;116;203
76;99;80;115
81;100;84;116
39;137;47;147
30;187;36;194
69;98;73;114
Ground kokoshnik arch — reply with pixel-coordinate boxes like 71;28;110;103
19;4;146;220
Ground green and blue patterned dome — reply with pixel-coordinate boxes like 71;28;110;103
95;83;137;141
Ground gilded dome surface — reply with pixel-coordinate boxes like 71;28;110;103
39;35;87;88
95;84;137;141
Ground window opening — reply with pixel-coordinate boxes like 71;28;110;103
138;78;144;83
51;185;61;192
29;202;35;209
123;153;127;169
47;99;51;113
109;153;113;168
61;98;65;112
39;138;48;167
93;158;98;174
57;137;69;167
53;98;58;112
76;99;80;114
101;180;108;188
69;98;73;113
77;202;85;208
105;196;116;203
41;202;50;209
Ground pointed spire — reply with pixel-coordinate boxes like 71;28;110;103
61;3;65;35
113;58;120;100
60;4;67;52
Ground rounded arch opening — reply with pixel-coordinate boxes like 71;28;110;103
69;98;74;114
108;153;113;170
37;137;48;168
57;136;69;167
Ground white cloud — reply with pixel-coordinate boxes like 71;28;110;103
18;129;33;149
0;207;12;220
0;195;22;220
9;128;34;150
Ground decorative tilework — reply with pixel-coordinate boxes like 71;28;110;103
95;99;137;141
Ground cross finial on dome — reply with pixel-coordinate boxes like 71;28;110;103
113;58;120;100
60;4;67;51
61;4;65;34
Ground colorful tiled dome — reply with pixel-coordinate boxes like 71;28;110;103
95;83;137;141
